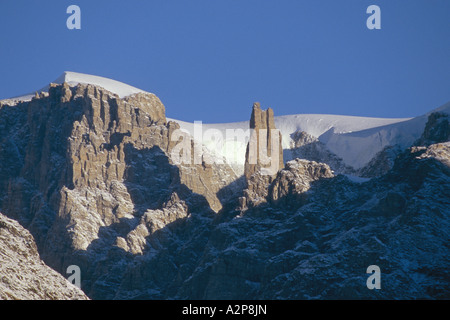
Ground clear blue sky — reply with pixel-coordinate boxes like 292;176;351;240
1;0;449;122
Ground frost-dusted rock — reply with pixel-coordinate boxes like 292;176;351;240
269;159;334;205
0;74;449;300
357;145;402;178
289;130;355;175
415;142;450;167
116;192;190;255
241;102;284;208
177;140;450;299
0;213;88;300
244;102;284;180
415;112;450;147
0;81;237;299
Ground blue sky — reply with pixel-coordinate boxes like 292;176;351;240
0;0;449;123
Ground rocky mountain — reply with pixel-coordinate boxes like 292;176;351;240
0;213;88;300
0;72;448;300
288;130;356;175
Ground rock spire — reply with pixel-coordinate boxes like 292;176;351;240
244;102;283;180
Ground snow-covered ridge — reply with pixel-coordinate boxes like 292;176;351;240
54;71;149;98
2;71;448;174
169;101;450;172
168;115;416;171
1;71;149;103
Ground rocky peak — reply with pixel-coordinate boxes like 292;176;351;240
244;102;284;180
0;81;240;298
1;74;449;300
240;102;284;208
291;130;318;147
288;130;355;176
269;159;334;207
415;112;450;147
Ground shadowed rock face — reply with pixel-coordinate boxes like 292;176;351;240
0;82;237;298
0;213;88;300
415;112;450;147
176;141;450;300
289;130;356;175
0;82;449;300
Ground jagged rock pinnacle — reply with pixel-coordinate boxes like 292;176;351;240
244;102;283;180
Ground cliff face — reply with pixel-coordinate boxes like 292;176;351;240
0;80;449;300
175;141;450;299
0;82;237;298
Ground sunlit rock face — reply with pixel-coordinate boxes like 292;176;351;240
0;76;448;300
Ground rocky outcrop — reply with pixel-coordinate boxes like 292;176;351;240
244;102;283;180
415;112;450;146
355;111;450;178
1;79;449;300
0;213;88;300
239;107;335;211
175;141;450;299
0;82;237;299
414;142;450;167
357;145;402;178
288;130;355;175
357;112;449;178
269;159;334;207
241;103;284;208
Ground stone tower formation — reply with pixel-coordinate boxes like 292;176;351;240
244;102;284;180
241;102;284;209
